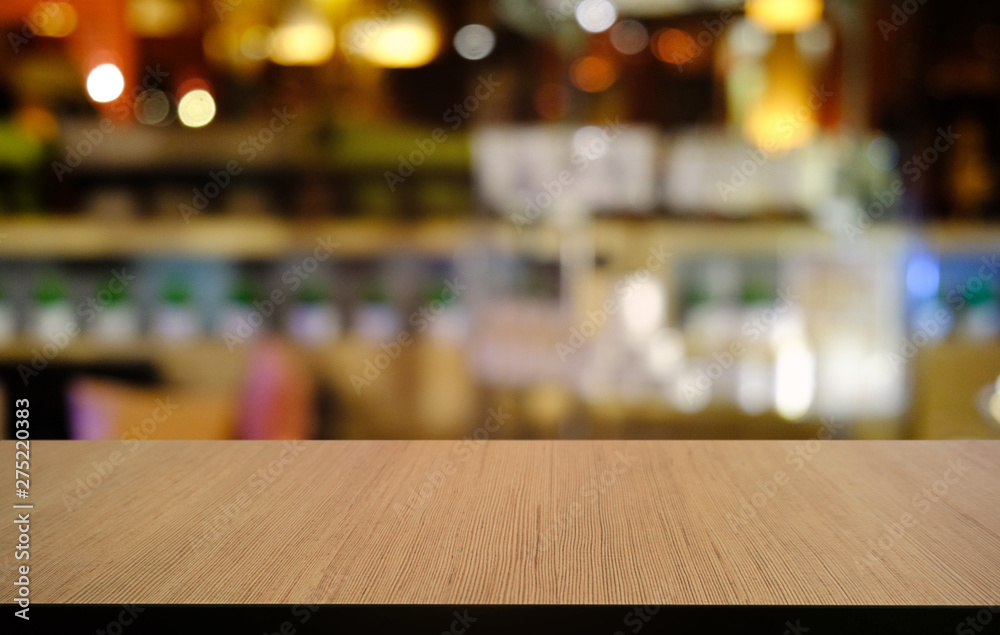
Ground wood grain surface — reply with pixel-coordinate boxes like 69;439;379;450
2;440;999;604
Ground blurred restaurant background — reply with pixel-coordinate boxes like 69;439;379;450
1;0;999;441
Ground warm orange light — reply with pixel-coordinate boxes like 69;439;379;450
30;2;77;38
342;12;440;68
570;56;617;93
653;28;698;66
127;0;192;37
271;9;336;66
746;0;823;33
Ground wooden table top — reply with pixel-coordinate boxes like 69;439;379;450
3;440;999;605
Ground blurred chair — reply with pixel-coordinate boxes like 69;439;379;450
67;378;237;440
67;335;316;440
237;335;315;440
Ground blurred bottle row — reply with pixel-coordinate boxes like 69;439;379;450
0;264;470;347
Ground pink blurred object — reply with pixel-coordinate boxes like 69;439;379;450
237;335;316;439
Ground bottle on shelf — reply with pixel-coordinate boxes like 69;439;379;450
352;280;399;342
0;281;14;343
423;280;469;343
957;284;1000;340
90;279;140;342
217;277;261;340
153;277;200;341
736;277;775;416
287;282;341;345
32;271;76;342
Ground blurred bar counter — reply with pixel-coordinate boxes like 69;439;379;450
2;216;1000;441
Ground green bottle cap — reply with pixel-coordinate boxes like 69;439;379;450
424;281;454;305
741;278;772;305
297;282;328;305
228;277;258;306
35;272;67;305
161;277;192;305
102;280;129;306
361;281;387;304
968;284;997;307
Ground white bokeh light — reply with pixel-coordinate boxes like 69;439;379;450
86;64;125;103
453;24;496;60
134;89;170;125
621;277;665;337
575;0;617;34
610;19;648;54
177;89;216;128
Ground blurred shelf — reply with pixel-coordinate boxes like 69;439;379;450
0;217;474;259
919;222;1000;253
0;217;294;259
1;217;997;261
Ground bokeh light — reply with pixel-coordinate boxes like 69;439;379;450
746;0;824;33
454;24;496;60
795;21;832;57
30;2;77;38
127;0;191;37
867;136;899;171
134;89;171;125
652;29;698;66
570;56;617;92
575;0;617;34
177;89;216;128
345;13;440;68
973;24;1000;60
86;64;125;103
610;20;648;55
241;25;274;61
271;9;336;65
728;18;774;58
